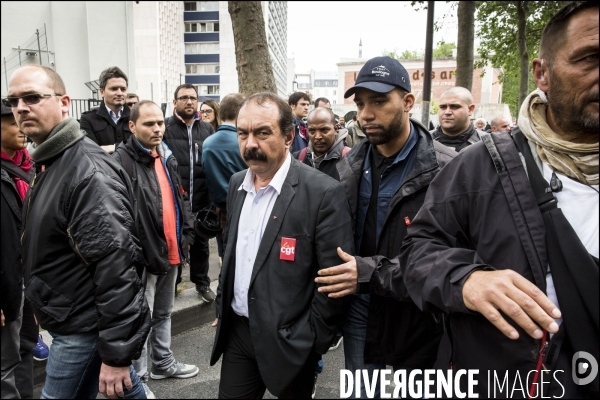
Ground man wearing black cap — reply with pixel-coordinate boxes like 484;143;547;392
314;56;455;398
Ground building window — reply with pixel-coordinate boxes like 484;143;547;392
185;42;220;54
200;1;219;11
185;21;219;33
333;90;336;96
186;63;220;74
184;1;197;11
195;84;220;95
325;81;329;86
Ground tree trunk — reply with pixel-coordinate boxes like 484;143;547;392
228;1;277;95
455;1;476;90
516;1;530;112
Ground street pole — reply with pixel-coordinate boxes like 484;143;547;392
36;29;43;66
421;0;435;128
3;58;8;89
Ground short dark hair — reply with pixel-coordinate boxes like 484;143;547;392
219;93;246;122
288;91;310;106
174;83;198;100
314;97;330;107
126;93;139;101
130;100;159;124
308;107;337;125
539;1;598;64
99;67;128;89
241;92;294;136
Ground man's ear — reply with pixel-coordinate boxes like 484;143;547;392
533;58;549;92
468;103;476;116
285;130;294;148
403;93;415;111
129;120;136;134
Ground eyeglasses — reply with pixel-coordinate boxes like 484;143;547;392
3;93;63;108
126;102;138;107
176;96;198;102
200;109;214;115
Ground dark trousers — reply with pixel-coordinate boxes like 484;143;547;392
219;313;318;399
16;300;37;399
177;232;210;287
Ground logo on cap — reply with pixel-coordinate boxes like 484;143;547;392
371;66;390;78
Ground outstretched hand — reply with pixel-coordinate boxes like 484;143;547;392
314;247;357;298
463;270;561;340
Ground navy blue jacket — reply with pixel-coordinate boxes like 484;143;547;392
290;116;308;154
202;124;247;210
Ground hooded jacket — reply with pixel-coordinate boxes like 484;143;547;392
294;128;349;180
336;118;456;366
163;110;213;213
113;137;195;275
80;101;132;147
21;118;150;367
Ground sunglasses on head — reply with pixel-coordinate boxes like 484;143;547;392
3;93;63;108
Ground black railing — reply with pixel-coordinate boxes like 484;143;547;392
70;99;102;121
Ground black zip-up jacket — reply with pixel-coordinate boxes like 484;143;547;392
335;118;455;367
1;156;33;322
22;118;150;367
113;137;195;275
80;101;132;147
163;112;213;213
400;130;595;397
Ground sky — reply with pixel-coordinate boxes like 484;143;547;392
287;1;460;73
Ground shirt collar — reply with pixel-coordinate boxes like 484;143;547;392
239;152;292;195
105;104;123;119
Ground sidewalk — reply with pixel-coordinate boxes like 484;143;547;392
33;238;222;388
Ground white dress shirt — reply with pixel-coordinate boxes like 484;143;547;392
232;153;292;318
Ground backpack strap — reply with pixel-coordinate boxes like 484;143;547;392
298;147;308;162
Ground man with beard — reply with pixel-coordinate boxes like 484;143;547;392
210;92;354;398
162;84;215;302
400;1;598;397
431;86;486;152
314;56;455;398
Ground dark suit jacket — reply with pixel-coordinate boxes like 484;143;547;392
210;157;354;396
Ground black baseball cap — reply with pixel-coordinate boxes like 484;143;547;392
1;103;13;116
344;56;411;98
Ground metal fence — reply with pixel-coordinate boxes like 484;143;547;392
70;99;102;121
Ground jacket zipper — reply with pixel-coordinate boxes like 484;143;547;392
21;172;38;245
67;227;89;265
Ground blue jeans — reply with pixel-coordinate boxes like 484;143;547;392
343;294;422;399
41;331;145;399
133;267;177;380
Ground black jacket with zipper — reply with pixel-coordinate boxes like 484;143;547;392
113;137;195;275
335;118;455;367
1;156;34;322
22;118;150;367
163;112;213;213
80;101;132;147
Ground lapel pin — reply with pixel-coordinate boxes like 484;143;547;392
273;216;277;219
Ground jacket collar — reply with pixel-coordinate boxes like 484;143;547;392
32;118;86;163
123;136;172;167
172;108;200;126
97;100;129;125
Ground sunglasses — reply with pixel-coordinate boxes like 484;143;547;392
3;93;63;108
176;96;198;102
126;102;138;107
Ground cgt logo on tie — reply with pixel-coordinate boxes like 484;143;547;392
280;238;296;261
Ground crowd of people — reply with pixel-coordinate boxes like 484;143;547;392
1;1;598;399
